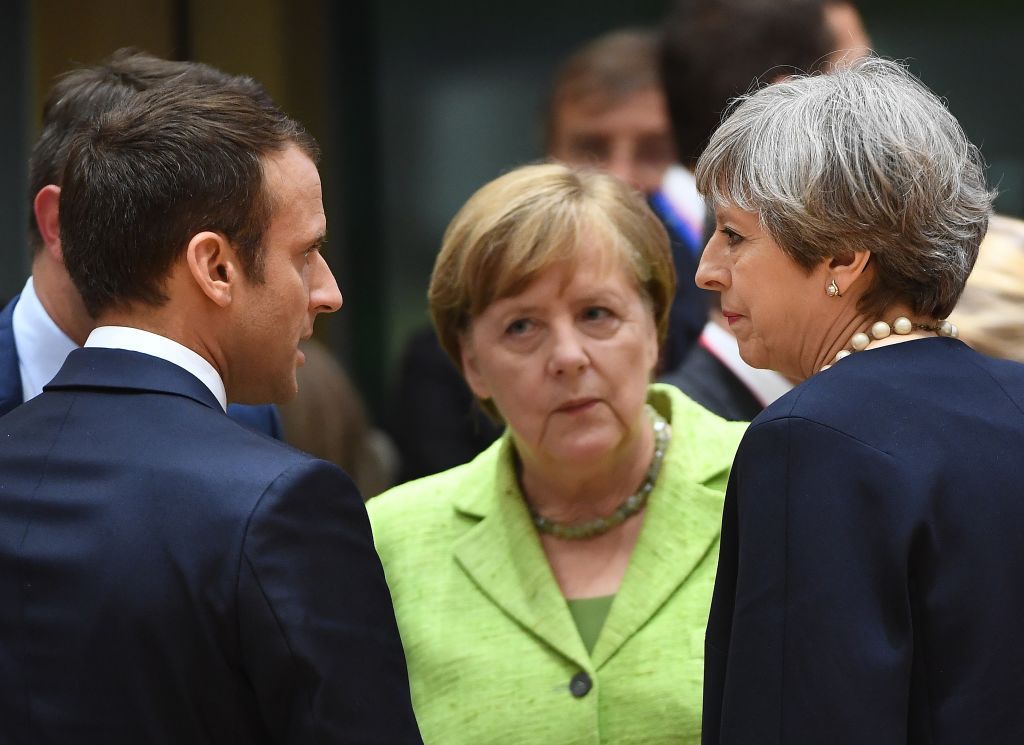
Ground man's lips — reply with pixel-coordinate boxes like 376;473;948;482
723;311;743;326
296;333;311;365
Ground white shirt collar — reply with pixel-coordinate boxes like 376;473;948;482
699;321;793;408
11;276;79;402
84;326;227;411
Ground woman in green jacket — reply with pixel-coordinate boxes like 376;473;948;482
369;163;745;744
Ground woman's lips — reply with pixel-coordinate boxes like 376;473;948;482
555;398;600;414
723;311;743;326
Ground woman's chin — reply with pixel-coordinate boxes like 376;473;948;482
736;340;772;371
536;428;629;469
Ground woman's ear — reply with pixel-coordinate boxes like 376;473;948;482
828;248;872;293
460;334;491;401
186;232;236;307
33;185;62;262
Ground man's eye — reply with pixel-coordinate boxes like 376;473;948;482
569;136;610;162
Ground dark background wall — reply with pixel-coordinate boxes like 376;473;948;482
3;0;1021;420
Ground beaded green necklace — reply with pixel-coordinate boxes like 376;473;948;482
529;404;671;540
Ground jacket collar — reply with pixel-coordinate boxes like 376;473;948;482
451;384;739;671
0;295;23;416
45;346;223;412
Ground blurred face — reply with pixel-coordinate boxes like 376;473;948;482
548;87;676;195
696;204;831;379
825;2;872;68
228;145;343;404
461;242;659;472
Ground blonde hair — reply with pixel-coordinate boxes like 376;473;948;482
429;163;674;415
950;215;1024;363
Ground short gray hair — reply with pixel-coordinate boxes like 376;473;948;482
696;56;994;318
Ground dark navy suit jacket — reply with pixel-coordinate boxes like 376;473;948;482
0;347;421;743
0;295;283;436
703;338;1024;744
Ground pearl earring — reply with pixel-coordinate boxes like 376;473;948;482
826;279;842;298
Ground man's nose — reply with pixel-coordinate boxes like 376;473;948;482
605;148;641;193
311;253;343;314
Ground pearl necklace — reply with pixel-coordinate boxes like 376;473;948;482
528;404;671;540
822;316;958;371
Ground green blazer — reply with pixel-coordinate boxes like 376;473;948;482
369;384;746;744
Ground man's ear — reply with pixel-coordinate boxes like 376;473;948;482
828;247;872;294
460;333;491;401
186;232;237;307
33;185;62;262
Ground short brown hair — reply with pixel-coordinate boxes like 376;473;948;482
659;0;837;165
545;29;661;150
429;163;675;416
59;82;318;317
28;48;273;253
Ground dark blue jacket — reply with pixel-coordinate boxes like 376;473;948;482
703;338;1024;744
0;347;422;743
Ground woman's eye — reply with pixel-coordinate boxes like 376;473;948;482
581;306;612;322
505;318;533;336
720;227;743;247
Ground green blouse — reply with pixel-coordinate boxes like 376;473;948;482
567;595;616;655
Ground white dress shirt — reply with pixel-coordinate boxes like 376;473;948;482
85;326;228;412
11;276;78;402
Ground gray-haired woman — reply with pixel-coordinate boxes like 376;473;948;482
695;57;1024;744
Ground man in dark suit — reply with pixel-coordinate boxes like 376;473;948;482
0;49;280;437
0;75;422;742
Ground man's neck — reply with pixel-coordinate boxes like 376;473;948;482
30;256;93;346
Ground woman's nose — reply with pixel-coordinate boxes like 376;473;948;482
695;238;729;292
547;324;589;377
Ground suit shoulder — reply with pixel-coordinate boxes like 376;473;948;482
182;407;343;494
226;402;282;439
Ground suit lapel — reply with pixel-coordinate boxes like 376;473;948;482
0;296;24;416
592;386;736;668
452;437;591;672
591;473;723;668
